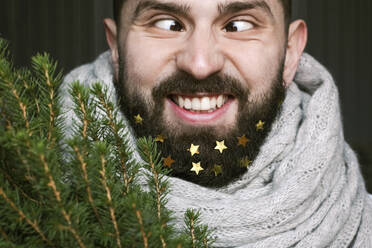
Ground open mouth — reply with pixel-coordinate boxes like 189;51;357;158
169;94;232;113
166;93;236;124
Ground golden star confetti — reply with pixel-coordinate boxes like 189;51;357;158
134;114;143;124
240;156;252;168
278;99;283;108
187;144;200;157
213;164;223;177
215;140;227;154
163;155;175;168
256;120;265;131
155;135;165;143
191;162;204;175
237;135;250;147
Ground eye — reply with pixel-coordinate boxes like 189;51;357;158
154;19;184;32
224;20;254;32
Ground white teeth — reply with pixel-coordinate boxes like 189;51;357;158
184;98;192;110
210;97;217;110
174;95;228;112
200;97;210;111
191;98;201;111
178;96;184;108
216;95;224;108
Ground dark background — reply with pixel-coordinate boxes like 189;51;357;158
1;0;371;192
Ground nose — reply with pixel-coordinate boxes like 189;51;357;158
176;28;224;80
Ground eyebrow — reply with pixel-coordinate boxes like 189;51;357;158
133;0;191;20
217;0;274;20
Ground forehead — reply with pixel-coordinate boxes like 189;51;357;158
123;0;284;20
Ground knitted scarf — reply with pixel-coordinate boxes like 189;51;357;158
62;52;372;247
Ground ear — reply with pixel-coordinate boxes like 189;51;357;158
283;20;308;87
104;18;119;81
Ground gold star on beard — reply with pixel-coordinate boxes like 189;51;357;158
191;162;204;175
155;135;165;143
134;114;143;124
278;99;284;108
213;164;223;177
256;120;265;131
187;144;200;157
215;140;228;154
240;156;252;168
163;155;175;168
237;135;250;147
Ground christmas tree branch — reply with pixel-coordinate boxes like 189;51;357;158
44;68;55;142
39;153;86;248
72;145;102;226
190;217;196;248
6;80;31;135
132;203;149;248
0;97;11;129
184;209;215;248
99;153;122;248
31;54;62;147
137;137;174;247
0;167;40;204
0;187;54;247
76;91;89;138
20;74;41;114
0;226;9;242
93;84;132;194
141;139;167;247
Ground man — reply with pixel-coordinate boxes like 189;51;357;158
62;0;372;247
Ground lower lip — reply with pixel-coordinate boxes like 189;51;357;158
166;98;234;124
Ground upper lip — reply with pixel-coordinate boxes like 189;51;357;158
168;92;234;97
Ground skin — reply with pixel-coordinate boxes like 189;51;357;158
104;0;307;137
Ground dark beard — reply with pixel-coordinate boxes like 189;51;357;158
115;60;285;188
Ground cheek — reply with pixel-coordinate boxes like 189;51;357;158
123;32;177;93
221;40;284;95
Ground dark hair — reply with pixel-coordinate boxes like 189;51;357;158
113;0;292;28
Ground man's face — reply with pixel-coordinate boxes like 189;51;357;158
112;0;290;187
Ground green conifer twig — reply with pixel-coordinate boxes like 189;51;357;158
39;153;87;248
72;145;103;227
132;203;149;248
0;167;40;204
75;91;89;138
138;137;168;247
6;81;31;135
0;187;54;247
0;226;9;242
93;84;132;194
99;153;122;248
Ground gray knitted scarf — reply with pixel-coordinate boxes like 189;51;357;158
62;52;372;247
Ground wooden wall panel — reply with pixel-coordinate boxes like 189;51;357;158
0;0;112;73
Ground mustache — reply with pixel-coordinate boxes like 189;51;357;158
152;71;248;101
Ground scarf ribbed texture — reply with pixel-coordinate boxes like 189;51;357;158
62;52;372;247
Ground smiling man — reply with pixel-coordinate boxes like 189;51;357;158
62;0;372;247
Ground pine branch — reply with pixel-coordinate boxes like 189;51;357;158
184;210;216;248
97;146;122;248
91;83;133;195
72;145;102;227
0;187;54;247
137;137;170;248
132;203;149;248
38;153;87;248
